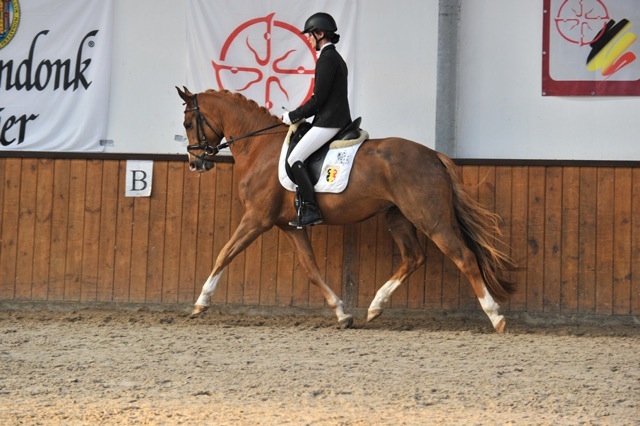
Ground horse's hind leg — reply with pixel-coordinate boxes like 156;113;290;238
281;228;353;328
428;225;506;333
367;207;425;322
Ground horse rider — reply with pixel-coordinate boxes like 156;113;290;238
282;12;352;227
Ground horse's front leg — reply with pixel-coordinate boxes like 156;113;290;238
281;227;353;328
191;270;224;317
191;214;270;317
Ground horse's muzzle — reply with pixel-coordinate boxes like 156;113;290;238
189;157;215;172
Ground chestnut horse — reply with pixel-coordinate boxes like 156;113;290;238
177;87;517;333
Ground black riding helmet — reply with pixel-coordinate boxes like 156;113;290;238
301;12;340;48
301;12;337;34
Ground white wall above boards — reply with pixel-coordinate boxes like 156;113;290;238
456;0;640;160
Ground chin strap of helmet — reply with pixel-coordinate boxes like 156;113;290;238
311;31;325;51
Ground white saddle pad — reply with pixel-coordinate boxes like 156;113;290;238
278;122;368;194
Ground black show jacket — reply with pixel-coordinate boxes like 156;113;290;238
289;44;352;128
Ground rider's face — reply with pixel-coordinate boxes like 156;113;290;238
307;31;324;50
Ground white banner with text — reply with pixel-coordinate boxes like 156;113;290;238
0;0;113;151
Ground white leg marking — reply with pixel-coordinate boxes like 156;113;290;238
195;270;224;307
478;287;503;329
370;279;403;311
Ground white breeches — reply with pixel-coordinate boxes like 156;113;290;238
287;126;340;166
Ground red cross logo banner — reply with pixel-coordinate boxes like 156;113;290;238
543;0;640;95
186;1;356;114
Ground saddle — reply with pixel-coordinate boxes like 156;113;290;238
285;117;363;184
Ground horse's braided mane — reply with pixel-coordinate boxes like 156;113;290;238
204;89;275;119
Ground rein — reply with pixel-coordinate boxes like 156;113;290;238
185;93;285;161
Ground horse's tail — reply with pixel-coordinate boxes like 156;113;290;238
437;153;518;302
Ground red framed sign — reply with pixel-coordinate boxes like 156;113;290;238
542;0;640;96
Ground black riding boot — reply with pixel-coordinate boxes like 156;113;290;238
289;161;323;227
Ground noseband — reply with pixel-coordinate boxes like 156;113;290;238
184;94;285;163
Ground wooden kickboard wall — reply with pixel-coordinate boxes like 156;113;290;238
1;157;638;316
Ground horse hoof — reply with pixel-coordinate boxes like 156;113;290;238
367;308;383;322
493;316;506;334
338;315;354;329
190;305;209;318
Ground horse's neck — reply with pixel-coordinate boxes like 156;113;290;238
209;93;284;168
225;117;283;168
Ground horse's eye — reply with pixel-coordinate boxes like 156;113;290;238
184;121;192;130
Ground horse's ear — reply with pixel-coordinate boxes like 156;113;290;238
176;86;193;102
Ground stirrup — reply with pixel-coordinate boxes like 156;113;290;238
289;215;323;228
289;201;323;228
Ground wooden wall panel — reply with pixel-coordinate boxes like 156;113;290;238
243;231;263;306
129;197;151;302
113;161;134;303
49;160;71;300
0;158;4;255
161;162;185;303
526;166;546;312
0;159;20;299
32;159;54;300
1;157;640;318
596;168;615;314
80;160;103;302
259;227;279;306
632;170;640;315
543;167;562;312
578;168;597;314
613;168;632;315
275;230;295;307
96;161;119;302
177;171;200;303
15;158;38;299
64;160;87;301
144;161;168;303
560;167;580;313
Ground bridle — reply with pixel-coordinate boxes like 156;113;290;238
184;93;285;162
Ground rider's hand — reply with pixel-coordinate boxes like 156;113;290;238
281;111;292;125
